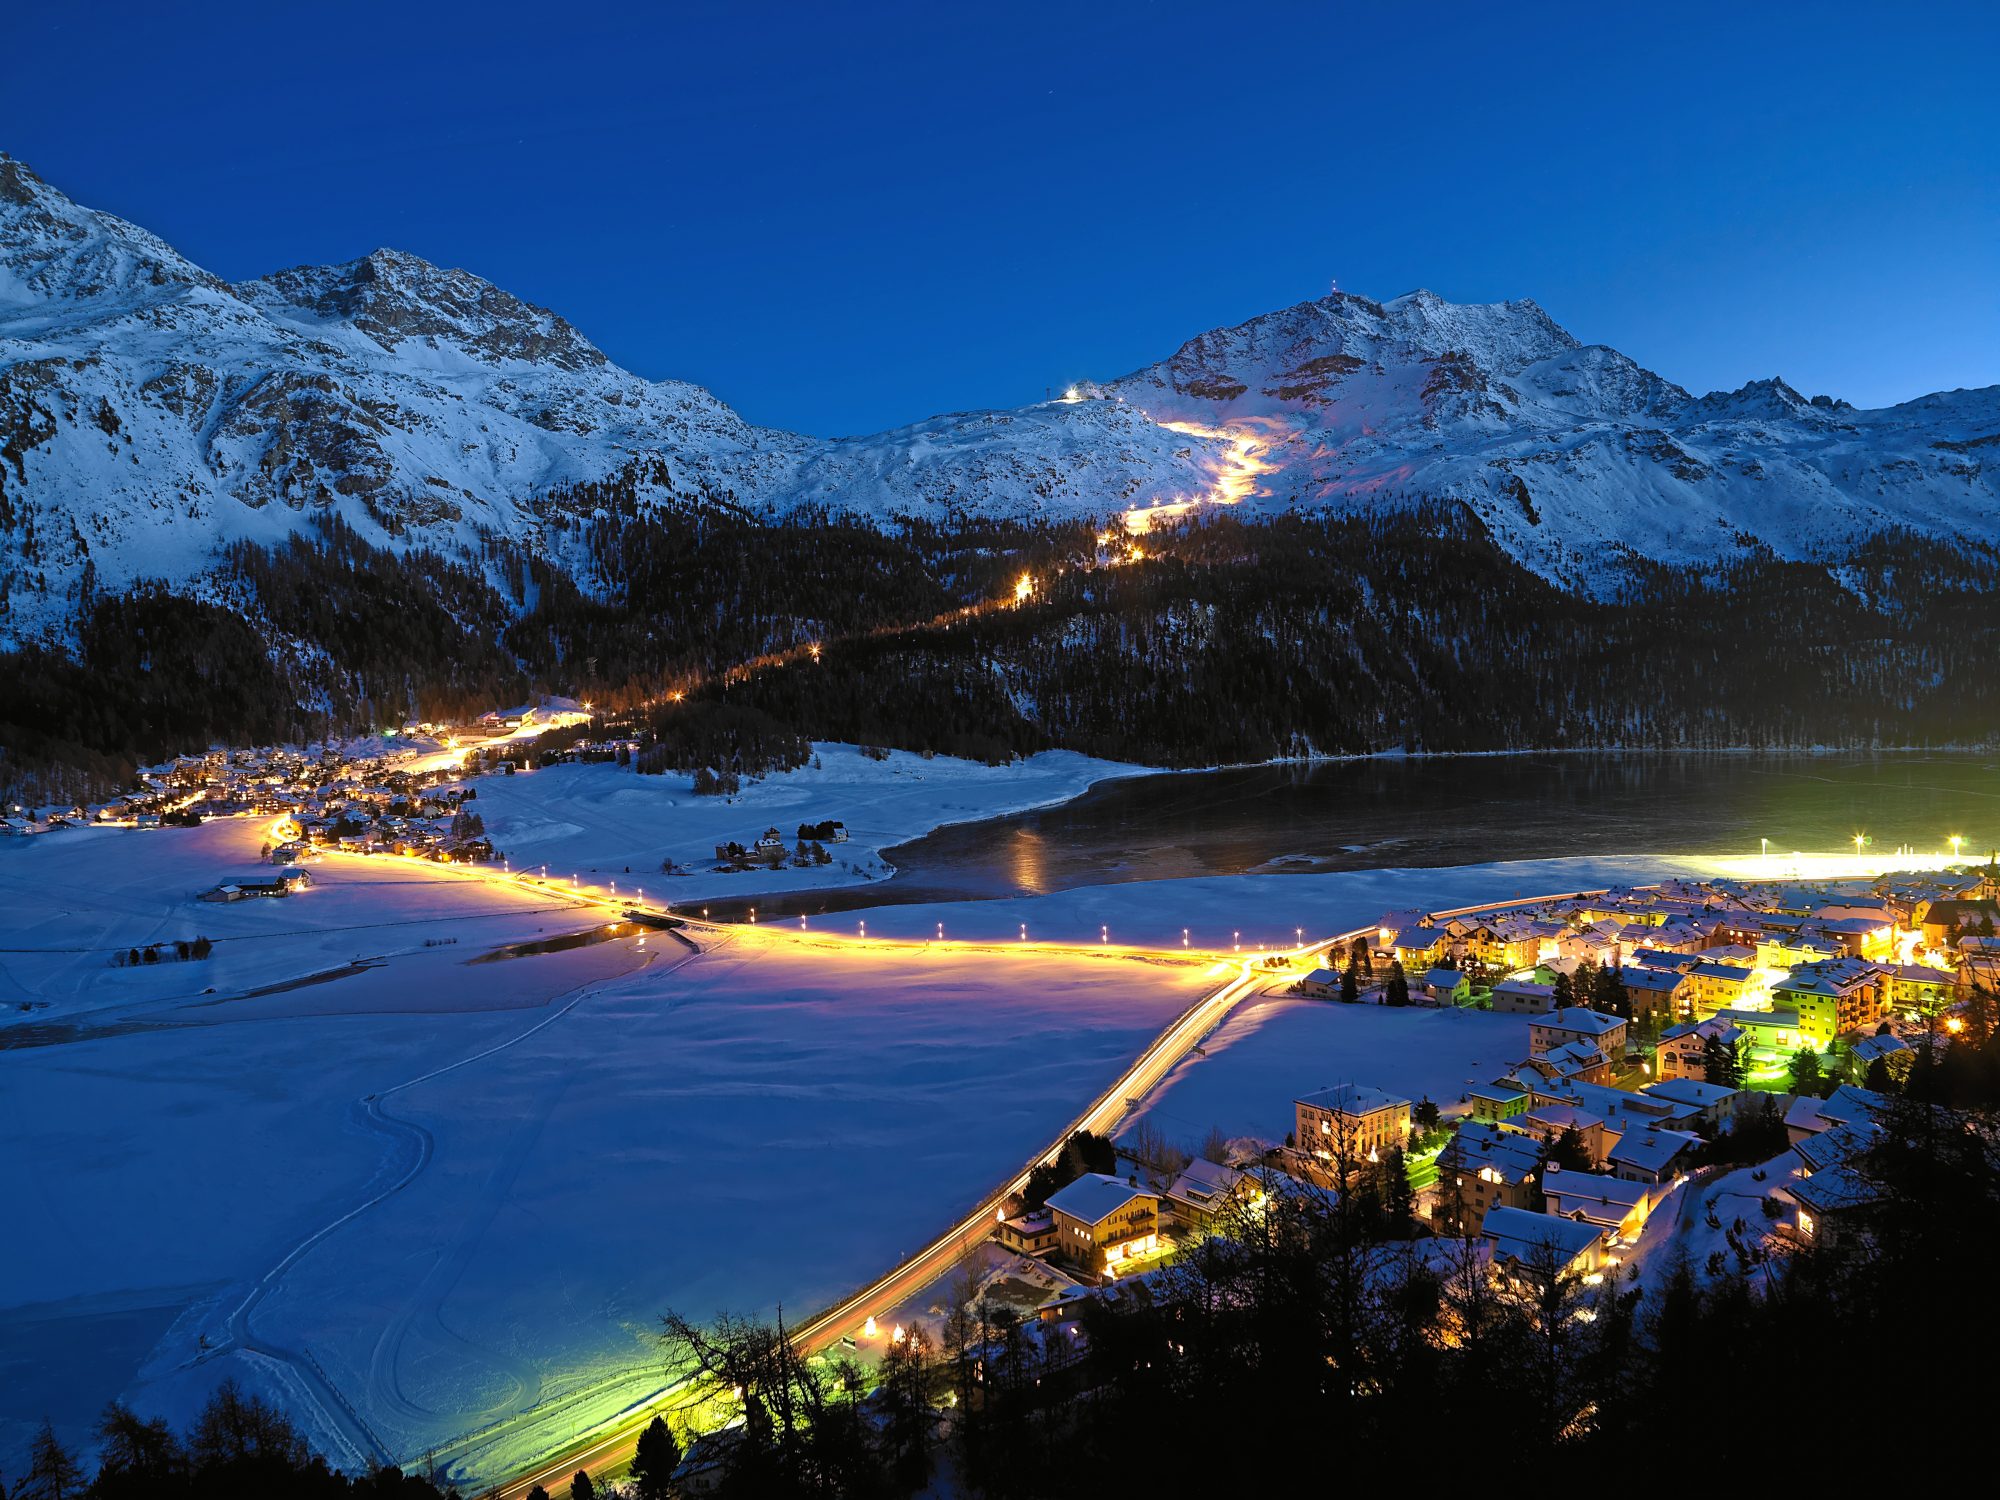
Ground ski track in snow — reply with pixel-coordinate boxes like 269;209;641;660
216;940;691;1465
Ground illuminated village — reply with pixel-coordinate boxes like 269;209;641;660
5;9;1998;1494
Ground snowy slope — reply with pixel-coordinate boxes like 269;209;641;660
2;151;1995;643
1094;287;2000;589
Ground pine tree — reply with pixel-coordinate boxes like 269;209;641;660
1546;1126;1594;1172
630;1416;680;1500
1386;961;1410;1007
1340;960;1359;1004
1380;1145;1417;1232
20;1421;84;1500
570;1470;595;1500
1701;1033;1739;1088
1552;970;1575;1007
1788;1047;1825;1097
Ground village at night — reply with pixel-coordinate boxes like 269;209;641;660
4;4;1998;1496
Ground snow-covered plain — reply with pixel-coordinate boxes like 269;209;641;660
0;814;1209;1487
464;743;1146;904
1;754;1732;1486
1122;997;1524;1152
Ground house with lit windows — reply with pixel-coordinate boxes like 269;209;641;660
1771;959;1877;1042
1435;1122;1545;1232
1044;1174;1161;1277
1481;1205;1612;1283
1529;1007;1628;1063
1294;1083;1412;1174
1870;961;1958;1014
1681;961;1758;1017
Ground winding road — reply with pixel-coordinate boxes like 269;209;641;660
452;926;1344;1499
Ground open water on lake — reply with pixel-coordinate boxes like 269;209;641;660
697;753;2000;921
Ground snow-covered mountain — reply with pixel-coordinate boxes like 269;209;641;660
2;151;1995;644
1090;287;2000;590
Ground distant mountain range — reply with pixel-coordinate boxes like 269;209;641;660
3;151;1995;648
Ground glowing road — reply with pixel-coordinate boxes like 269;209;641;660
461;929;1333;1500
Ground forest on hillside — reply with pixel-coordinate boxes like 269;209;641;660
4;492;1998;805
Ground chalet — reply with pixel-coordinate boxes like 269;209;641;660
1654;1016;1744;1082
1542;1166;1656;1239
1519;1103;1615;1166
994;1208;1059;1257
1162;1158;1257;1231
1392;927;1449;971
1436;1122;1545;1232
1045;1174;1161;1276
1529;1007;1628;1062
1465;1083;1530;1123
1912;897;2000;948
1481;1205;1612;1283
1420;966;1470;1006
1537;1039;1614;1085
1756;931;1842;969
1783;1084;1890;1147
1607;1125;1701;1184
1713;1006;1816;1057
1294;966;1344;1000
1491;977;1557;1014
1849;1031;1913;1084
754;828;786;856
201;870;310;902
1784;1164;1877;1251
1638;1078;1741;1131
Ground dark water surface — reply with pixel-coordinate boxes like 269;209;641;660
697;753;1999;920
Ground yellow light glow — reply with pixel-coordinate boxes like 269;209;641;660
1014;573;1033;603
1120;418;1280;536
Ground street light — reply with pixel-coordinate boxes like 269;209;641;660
1950;835;1965;859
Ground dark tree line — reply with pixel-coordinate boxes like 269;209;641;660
9;499;2000;804
7;1381;459;1500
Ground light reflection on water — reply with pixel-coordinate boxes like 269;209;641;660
697;752;1999;922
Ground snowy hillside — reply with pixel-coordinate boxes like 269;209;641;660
2;151;1995;643
1093;287;2000;589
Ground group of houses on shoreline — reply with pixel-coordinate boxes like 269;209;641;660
986;864;1995;1302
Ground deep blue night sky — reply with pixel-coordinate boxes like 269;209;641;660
6;0;1994;435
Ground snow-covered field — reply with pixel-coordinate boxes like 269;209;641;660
1122;996;1524;1152
0;814;1209;1487
1;761;1733;1487
464;743;1146;904
0;818;606;1024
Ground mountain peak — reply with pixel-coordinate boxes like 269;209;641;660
241;247;608;371
0;152;228;312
